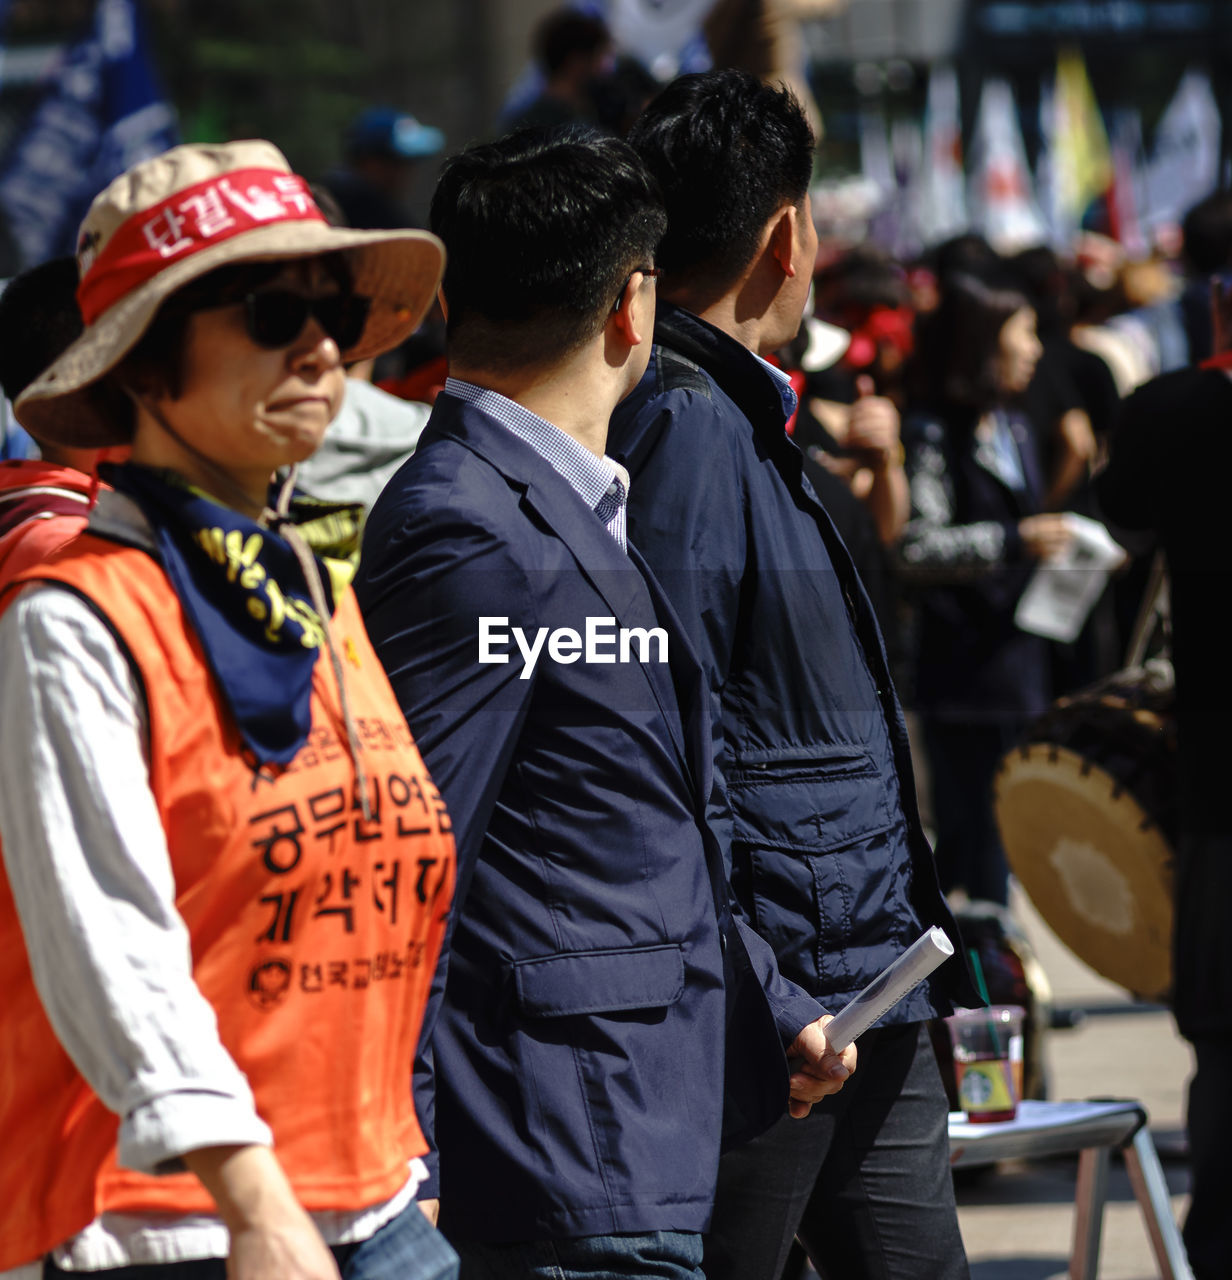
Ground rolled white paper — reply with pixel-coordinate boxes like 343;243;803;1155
823;926;955;1053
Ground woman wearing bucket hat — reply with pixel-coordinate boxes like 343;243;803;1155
0;143;459;1280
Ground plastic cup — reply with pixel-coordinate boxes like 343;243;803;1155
945;1004;1025;1123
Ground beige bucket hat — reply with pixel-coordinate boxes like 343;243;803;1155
15;139;446;448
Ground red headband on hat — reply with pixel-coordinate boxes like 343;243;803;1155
76;169;327;325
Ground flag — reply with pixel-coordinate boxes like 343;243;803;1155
968;78;1047;252
1036;76;1063;248
859;109;896;201
1048;46;1112;244
1143;69;1221;236
859;109;899;251
1107;109;1149;256
604;0;718;78
889;117;924;260
0;0;177;269
0;0;12;77
914;64;968;249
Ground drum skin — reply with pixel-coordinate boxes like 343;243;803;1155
994;664;1177;1003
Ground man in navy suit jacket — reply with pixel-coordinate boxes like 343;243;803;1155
355;129;855;1279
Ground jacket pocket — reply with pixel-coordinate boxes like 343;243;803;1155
511;943;685;1019
729;744;893;854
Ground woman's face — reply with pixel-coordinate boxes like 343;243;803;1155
146;259;347;497
996;306;1043;396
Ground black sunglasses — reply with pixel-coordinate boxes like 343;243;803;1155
612;266;661;312
240;289;372;351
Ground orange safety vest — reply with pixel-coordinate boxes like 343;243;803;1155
0;530;455;1269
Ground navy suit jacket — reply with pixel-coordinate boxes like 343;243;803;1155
356;391;820;1241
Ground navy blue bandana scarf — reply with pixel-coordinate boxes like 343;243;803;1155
104;463;363;767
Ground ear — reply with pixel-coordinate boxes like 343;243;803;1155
609;272;652;349
769;205;799;277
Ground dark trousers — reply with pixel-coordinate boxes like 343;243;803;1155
702;1023;968;1280
922;719;1022;907
1184;1036;1232;1280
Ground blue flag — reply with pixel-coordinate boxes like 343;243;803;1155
0;0;177;269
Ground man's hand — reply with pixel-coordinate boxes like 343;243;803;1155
418;1197;441;1226
786;1014;857;1119
1019;513;1075;561
844;375;903;473
183;1144;341;1280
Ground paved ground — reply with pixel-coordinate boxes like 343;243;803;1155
952;885;1192;1280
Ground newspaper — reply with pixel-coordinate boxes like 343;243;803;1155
1014;512;1127;644
824;926;955;1053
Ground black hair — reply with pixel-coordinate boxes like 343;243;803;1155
813;245;908;315
626;69;814;292
1181;190;1232;275
909;272;1032;416
0;256;83;403
534;8;610;77
1007;244;1070;338
590;53;660;139
429;126;665;373
927;233;1003;287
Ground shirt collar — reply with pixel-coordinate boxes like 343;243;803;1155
443;376;625;514
753;352;799;419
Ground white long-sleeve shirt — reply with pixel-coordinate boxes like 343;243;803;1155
0;582;420;1273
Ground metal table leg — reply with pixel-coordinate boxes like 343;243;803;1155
1071;1146;1110;1279
1124;1127;1194;1280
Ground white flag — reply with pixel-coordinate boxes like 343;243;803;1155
1109;109;1150;257
890;117;925;259
603;0;719;79
1144;70;1221;234
967;78;1047;253
915;65;968;249
1036;77;1065;249
859;110;896;200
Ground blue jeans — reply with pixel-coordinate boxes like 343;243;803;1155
336;1200;459;1280
451;1230;705;1279
42;1200;459;1280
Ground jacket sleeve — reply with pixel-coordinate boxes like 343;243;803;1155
731;915;827;1045
621;390;825;1043
896;415;1025;581
356;498;540;1197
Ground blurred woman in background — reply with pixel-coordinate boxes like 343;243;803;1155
897;272;1071;907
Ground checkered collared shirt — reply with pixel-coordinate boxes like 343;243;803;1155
444;377;629;553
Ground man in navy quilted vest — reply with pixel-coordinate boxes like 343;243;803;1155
608;70;980;1280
